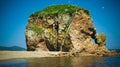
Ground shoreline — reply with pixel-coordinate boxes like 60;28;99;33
0;51;120;60
0;51;70;60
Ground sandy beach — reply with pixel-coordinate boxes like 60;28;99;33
0;51;97;60
0;51;72;60
0;51;120;60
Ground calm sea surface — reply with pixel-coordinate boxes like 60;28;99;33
0;56;120;67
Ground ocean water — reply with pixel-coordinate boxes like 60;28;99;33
0;56;120;67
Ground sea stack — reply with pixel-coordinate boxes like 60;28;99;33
26;4;108;55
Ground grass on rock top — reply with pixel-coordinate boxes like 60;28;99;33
33;4;85;16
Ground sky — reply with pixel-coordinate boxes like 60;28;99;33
0;0;120;49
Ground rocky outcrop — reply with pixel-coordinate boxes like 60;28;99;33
25;4;108;54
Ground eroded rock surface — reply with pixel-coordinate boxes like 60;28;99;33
26;5;108;54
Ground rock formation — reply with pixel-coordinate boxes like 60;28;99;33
26;4;109;55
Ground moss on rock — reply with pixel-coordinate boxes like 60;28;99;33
26;23;43;34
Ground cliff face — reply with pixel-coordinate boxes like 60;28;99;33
26;4;107;53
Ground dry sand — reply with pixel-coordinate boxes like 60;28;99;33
0;51;68;60
0;51;119;60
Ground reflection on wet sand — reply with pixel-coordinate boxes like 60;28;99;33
71;57;94;67
0;56;120;67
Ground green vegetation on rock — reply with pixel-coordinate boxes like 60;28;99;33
96;33;106;46
26;23;43;34
33;4;86;16
26;4;94;52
